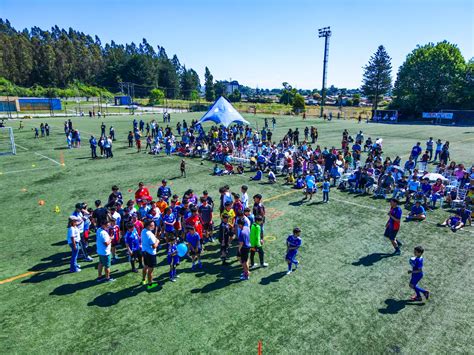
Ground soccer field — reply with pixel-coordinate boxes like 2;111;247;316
0;113;473;354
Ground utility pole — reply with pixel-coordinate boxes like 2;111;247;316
318;26;331;117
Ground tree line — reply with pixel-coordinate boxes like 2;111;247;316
362;42;473;116
0;19;200;99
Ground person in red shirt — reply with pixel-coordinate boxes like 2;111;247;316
135;182;151;202
132;213;144;236
185;206;203;239
108;218;121;263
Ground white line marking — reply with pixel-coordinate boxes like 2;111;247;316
15;143;29;151
331;196;473;233
34;152;61;165
1;167;51;174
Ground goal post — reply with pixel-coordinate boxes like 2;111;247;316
0;127;16;155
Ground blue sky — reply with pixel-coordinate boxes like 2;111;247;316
1;0;473;89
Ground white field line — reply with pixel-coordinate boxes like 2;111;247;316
34;152;61;165
14;143;29;151
331;196;473;234
1;166;51;174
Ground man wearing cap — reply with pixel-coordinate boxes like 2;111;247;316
157;179;172;202
71;203;93;262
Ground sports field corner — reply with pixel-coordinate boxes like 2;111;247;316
0;113;473;353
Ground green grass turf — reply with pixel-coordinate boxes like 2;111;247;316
0;114;473;353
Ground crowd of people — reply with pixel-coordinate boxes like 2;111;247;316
67;180;303;289
63;115;472;300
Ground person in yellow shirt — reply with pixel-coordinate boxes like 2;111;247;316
221;201;236;228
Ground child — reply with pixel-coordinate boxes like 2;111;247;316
67;216;81;273
162;207;176;238
108;217;121;263
322;178;330;202
249;216;268;269
268;170;276;184
385;198;403;254
240;185;249;208
286;227;302;274
303;173;316;201
186;225;202;269
237;219;251;280
218;214;234;265
198;197;214;243
406;201;426;221
180;159;186;177
408;246;430;301
124;222;143;272
167;236;180;281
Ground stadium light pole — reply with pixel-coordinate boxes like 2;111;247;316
318;26;331;117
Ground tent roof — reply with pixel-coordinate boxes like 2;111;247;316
197;96;249;128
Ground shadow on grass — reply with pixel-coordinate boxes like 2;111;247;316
289;200;305;207
50;270;128;295
190;263;241;294
88;283;157;307
51;240;68;246
260;271;287;285
352;252;396;267
378;298;425;314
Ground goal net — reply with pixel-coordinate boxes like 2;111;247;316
0;127;16;155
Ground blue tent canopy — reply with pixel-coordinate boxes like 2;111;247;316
197;96;250;128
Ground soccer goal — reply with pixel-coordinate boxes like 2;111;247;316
0;126;17;155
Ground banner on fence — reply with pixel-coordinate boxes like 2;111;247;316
422;112;453;119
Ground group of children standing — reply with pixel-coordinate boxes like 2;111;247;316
67;182;303;290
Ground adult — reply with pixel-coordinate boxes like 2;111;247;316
96;219;115;282
141;220;160;289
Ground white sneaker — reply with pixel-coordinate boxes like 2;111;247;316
286;270;292;275
261;263;269;268
250;264;257;270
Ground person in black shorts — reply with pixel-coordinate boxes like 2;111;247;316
237;219;251;280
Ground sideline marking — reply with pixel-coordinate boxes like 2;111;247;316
34;152;61;165
0;271;37;285
1;166;51;175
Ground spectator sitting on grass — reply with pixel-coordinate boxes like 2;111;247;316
406;201;426;221
439;212;464;232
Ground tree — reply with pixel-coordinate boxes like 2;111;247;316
214;81;226;98
204;67;215;102
361;45;392;112
352;93;361;106
292;93;305;112
279;82;296;105
392;41;467;115
228;89;241;102
149;88;164;105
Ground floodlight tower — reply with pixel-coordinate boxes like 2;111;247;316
318;26;331;117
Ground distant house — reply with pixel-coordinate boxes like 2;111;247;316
225;80;240;95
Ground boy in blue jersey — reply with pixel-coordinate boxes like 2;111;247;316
286;227;302;274
408;246;430;301
322;178;330;202
162;207;176;238
124;223;143;272
186;225;202;269
406;201;426;221
384;198;403;254
167;236;180;281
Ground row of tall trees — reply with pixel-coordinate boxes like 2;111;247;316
0;19;200;98
361;42;473;116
